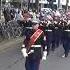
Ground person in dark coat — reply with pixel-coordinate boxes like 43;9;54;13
3;8;11;23
62;20;69;57
21;23;47;70
45;23;53;55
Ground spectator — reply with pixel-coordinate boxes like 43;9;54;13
3;7;11;23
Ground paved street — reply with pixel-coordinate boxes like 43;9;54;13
0;38;70;70
0;0;70;70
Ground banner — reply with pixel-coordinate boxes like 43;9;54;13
29;29;43;47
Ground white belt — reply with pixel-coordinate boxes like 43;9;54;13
65;30;70;32
31;45;41;47
55;27;58;29
28;45;41;54
22;45;41;48
22;45;25;48
28;50;34;54
26;27;33;29
45;30;52;32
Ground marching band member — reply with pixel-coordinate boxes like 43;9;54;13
62;20;69;57
21;23;47;70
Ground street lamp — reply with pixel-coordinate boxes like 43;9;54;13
36;0;39;12
0;0;2;19
28;0;30;11
66;0;69;11
21;0;23;9
32;0;33;11
58;0;60;9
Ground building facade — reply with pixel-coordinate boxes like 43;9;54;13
30;0;70;10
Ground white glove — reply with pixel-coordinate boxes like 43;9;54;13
44;36;46;41
42;51;47;60
22;44;25;48
21;48;28;57
28;50;34;54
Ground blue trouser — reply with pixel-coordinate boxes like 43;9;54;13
68;38;70;50
63;40;69;56
46;31;52;54
63;31;69;57
52;29;60;50
25;57;40;70
58;29;63;45
67;32;70;50
54;29;60;48
52;30;56;51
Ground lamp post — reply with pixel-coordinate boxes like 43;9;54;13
28;0;30;11
0;0;2;19
36;0;39;12
57;0;62;10
66;0;69;11
58;0;60;9
32;0;33;11
21;0;23;9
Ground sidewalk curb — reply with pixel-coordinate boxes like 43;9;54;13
0;37;24;53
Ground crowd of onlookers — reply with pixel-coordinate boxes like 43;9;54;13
2;5;70;24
